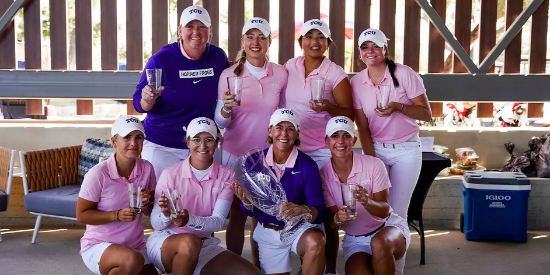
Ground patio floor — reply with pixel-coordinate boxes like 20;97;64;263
0;225;548;275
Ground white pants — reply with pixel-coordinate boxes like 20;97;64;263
142;140;221;180
304;148;332;169
373;136;422;221
253;223;321;274
146;229;225;275
81;242;151;275
342;212;411;262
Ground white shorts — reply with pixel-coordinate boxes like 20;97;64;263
253;223;322;274
81;242;151;275
303;149;332;169
146;229;225;275
342;212;411;262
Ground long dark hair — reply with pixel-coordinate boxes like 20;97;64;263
385;55;399;88
233;48;247;76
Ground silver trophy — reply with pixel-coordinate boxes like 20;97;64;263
237;148;312;245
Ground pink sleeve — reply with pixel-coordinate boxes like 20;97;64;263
371;158;391;194
79;169;102;202
320;170;336;207
330;64;348;90
217;69;230;100
350;78;363;109
218;169;236;201
402;65;426;99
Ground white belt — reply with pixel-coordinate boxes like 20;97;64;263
373;135;420;149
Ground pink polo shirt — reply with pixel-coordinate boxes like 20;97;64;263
320;152;391;235
265;145;298;180
351;63;426;144
155;158;234;238
218;62;288;156
79;155;157;253
284;56;348;152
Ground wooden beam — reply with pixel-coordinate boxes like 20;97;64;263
528;0;548;118
503;0;523;73
379;0;396;57
429;102;443;118
254;0;269;20
126;0;143;116
477;103;494;118
0;0;16;69
101;0;117;70
304;0;320;21
479;0;498;73
403;0;420;71
24;0;43;115
49;0;67;70
453;0;472;73
353;0;370;72
203;0;219;45
75;0;93;115
278;0;295;64
228;0;245;61
152;0;169;55
329;0;345;67
428;0;445;73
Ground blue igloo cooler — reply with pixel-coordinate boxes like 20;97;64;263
462;171;530;242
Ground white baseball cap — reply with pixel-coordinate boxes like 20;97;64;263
269;108;300;130
300;19;331;39
325;116;355;138
180;6;211;28
358;28;387;47
184;117;217;139
242;17;271;37
111;116;145;138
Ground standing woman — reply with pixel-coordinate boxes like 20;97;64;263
146;117;260;275
215;17;288;258
77;116;157;275
352;28;431;221
283;19;354;169
134;5;229;179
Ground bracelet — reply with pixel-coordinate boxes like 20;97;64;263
333;214;342;226
222;106;232;114
115;210;121;222
396;103;405;113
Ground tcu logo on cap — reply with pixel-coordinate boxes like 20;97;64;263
251;19;263;24
197;119;210;125
126;117;140;124
335;118;348;124
310;21;323;26
281;109;294;116
189;8;202;14
364;30;376;36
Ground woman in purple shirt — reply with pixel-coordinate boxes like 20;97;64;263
133;5;229;180
230;108;326;275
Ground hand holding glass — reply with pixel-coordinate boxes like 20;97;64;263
341;183;357;219
146;68;162;95
376;85;393;111
310;77;325;105
162;189;184;216
227;76;243;106
128;183;142;214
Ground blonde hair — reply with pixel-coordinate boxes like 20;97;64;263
233;34;271;76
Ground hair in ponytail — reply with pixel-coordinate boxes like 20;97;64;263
384;46;399;88
233;48;247;76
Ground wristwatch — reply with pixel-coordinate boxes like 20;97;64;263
333;214;342;226
222;106;232;114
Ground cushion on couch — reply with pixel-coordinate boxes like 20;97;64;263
0;190;7;212
78;138;114;184
24;185;81;218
